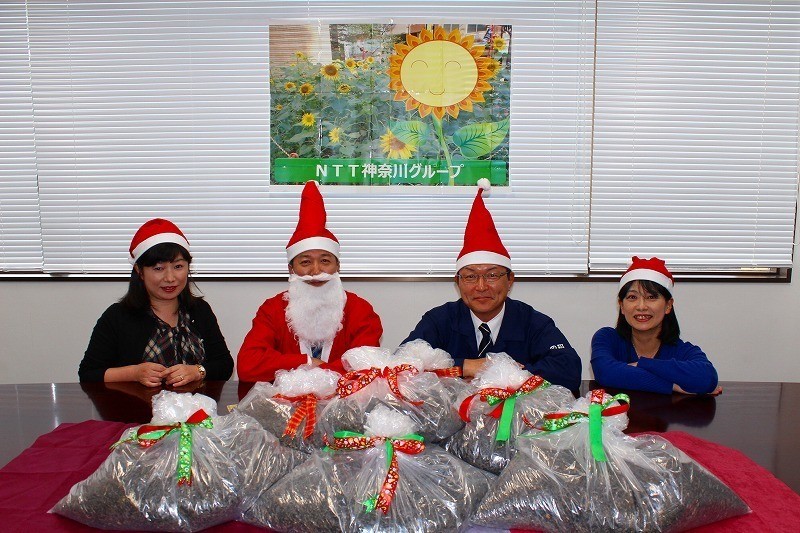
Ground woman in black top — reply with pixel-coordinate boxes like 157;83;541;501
79;219;233;386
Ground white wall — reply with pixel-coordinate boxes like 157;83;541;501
1;259;799;384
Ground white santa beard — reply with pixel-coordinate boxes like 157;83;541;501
285;273;346;345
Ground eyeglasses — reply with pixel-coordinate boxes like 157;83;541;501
457;271;510;285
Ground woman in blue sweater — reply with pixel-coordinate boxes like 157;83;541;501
591;256;722;395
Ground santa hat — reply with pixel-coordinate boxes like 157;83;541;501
456;179;511;272
619;256;674;291
286;180;340;262
129;218;190;264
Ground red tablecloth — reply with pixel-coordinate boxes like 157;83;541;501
0;422;797;532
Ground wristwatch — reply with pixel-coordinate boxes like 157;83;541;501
196;364;207;380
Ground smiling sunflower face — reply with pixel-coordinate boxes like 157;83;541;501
388;26;494;119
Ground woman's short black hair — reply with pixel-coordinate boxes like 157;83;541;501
615;279;680;345
120;242;200;312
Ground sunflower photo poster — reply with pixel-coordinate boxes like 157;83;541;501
269;24;511;186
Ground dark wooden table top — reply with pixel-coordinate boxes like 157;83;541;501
1;380;798;494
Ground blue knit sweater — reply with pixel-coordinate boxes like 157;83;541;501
590;327;718;394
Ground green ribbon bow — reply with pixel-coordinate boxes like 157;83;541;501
540;392;630;462
113;408;213;485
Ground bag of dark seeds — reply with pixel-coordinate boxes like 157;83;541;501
243;405;493;533
317;346;463;443
444;352;574;474
51;391;301;532
234;366;340;452
471;389;750;532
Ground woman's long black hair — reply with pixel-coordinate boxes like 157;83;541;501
120;242;200;312
615;279;680;344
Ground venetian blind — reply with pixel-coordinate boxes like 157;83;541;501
0;0;43;272
590;0;800;271
24;0;594;275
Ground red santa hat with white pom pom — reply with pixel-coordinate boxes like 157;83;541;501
286;180;340;262
456;178;512;272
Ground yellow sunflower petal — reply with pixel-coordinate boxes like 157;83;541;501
458;98;474;112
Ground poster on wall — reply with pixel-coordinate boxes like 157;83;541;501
269;24;511;186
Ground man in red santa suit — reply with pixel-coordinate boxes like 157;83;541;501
237;181;383;382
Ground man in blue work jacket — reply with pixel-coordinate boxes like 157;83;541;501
403;180;582;392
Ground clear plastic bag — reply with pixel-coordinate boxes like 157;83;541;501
244;406;493;533
394;338;473;424
318;346;464;443
471;389;750;532
444;352;575;474
51;391;302;531
235;366;340;452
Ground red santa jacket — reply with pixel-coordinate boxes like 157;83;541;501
236;290;383;382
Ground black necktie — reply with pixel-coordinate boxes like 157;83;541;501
477;323;493;357
311;345;323;359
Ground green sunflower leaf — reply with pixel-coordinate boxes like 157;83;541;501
390;121;428;146
452;117;510;158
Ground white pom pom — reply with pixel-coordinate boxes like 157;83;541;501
477;178;491;192
364;405;418;438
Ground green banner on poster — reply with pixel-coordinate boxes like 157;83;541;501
273;158;507;186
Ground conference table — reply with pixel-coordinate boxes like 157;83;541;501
1;379;798;498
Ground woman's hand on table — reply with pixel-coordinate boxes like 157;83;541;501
673;383;723;396
134;362;168;387
163;364;203;387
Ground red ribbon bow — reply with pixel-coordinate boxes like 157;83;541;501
274;393;333;439
459;375;547;422
325;431;425;514
336;364;423;406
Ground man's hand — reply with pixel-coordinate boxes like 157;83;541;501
462;358;488;378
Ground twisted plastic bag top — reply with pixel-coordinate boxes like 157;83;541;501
363;405;418;438
392;339;454;370
472;352;533;390
150;390;218;424
272;365;340;397
342;345;423;372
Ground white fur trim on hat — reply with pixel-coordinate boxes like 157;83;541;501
129;233;190;265
619;269;674;291
456;251;512;272
286;236;340;262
